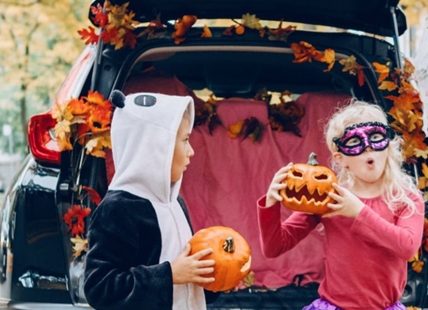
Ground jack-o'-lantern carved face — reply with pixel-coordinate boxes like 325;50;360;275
280;152;337;215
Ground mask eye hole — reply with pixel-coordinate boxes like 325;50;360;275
292;171;303;178
315;174;328;181
370;132;385;142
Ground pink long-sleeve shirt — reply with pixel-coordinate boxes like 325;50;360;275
257;193;425;309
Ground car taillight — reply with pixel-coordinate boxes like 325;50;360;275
28;112;61;165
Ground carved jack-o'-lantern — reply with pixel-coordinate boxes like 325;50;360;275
189;226;251;292
279;152;337;215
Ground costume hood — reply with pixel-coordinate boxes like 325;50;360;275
108;91;195;203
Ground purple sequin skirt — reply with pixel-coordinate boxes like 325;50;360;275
302;298;406;310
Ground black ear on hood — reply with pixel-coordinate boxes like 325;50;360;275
110;90;126;108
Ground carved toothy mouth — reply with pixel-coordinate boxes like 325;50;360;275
285;184;329;205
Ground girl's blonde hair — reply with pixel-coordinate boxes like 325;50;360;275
325;99;419;215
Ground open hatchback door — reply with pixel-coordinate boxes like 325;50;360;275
4;0;428;309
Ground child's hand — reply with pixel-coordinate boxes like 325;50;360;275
323;184;365;218
171;243;215;285
266;163;293;207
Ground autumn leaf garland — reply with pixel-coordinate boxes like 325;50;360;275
78;6;300;48
52;90;113;158
78;1;140;50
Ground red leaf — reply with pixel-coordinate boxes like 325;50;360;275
122;31;138;49
77;26;99;45
357;69;365;87
82;186;102;206
90;4;108;28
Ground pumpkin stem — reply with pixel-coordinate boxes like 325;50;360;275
307;152;319;166
223;237;235;253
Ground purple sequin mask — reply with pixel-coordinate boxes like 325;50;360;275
333;121;395;156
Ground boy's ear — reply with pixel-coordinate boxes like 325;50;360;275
110;90;126;108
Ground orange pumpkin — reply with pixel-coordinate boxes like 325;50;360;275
188;226;251;292
279;152;337;215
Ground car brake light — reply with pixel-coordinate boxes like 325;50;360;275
28;111;61;165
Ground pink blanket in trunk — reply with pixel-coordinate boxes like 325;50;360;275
106;68;351;289
181;92;350;289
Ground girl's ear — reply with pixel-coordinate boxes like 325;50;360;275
333;152;346;167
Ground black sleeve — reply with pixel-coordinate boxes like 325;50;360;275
205;290;220;304
84;192;173;310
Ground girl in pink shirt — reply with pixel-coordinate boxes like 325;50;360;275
257;101;424;309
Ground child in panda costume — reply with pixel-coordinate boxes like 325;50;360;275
84;91;217;310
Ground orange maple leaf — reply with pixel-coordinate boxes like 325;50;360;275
372;62;390;83
172;15;197;44
291;41;323;63
401;58;416;80
201;25;213;38
378;81;398;92
84;91;112;109
67;98;90;115
386;91;421;111
88;105;112;134
388;106;422;133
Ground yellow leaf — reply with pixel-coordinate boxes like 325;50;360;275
417;176;428;190
243;270;255;287
85;137;101;152
54;120;71;140
70;236;89;258
339;55;358;72
57;136;73;151
322;49;335;71
421;163;428;177
241;13;262;30
411;260;424;273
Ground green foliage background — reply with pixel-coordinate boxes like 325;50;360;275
0;0;88;154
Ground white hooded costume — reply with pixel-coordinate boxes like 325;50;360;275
84;91;210;310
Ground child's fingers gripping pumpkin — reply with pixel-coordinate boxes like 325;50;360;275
171;243;215;285
189;226;252;292
266;163;293;207
323;184;364;218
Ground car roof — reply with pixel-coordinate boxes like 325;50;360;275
101;0;407;36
